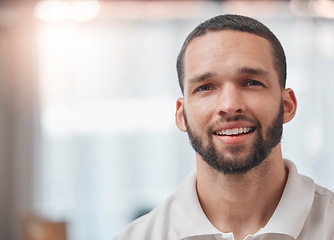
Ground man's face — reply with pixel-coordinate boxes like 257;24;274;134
176;30;295;174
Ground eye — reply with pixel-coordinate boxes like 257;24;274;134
245;80;263;87
195;84;214;92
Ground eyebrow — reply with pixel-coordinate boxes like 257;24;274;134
187;67;269;86
188;72;217;85
237;67;269;77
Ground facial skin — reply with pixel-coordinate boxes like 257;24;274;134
183;101;283;174
176;30;297;175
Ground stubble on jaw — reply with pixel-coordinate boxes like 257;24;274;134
183;100;284;175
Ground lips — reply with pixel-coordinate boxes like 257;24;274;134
212;126;256;146
214;127;256;136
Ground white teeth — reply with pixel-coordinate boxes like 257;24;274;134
226;129;233;135
215;127;253;136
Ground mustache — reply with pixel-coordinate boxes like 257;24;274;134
207;114;261;133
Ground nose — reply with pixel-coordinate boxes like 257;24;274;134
217;85;245;116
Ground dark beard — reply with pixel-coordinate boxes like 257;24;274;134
184;101;284;174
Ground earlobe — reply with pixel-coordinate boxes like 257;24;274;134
282;88;297;124
175;98;187;132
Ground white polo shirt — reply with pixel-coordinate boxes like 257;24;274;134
113;160;334;240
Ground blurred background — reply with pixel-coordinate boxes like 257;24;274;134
0;0;334;240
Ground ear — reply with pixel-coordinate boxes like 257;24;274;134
282;88;297;124
175;98;187;132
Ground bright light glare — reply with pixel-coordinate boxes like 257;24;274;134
34;0;100;22
34;0;69;23
311;0;334;19
70;1;100;22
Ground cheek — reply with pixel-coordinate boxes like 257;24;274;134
184;103;213;130
186;93;219;115
258;102;282;129
244;96;274;121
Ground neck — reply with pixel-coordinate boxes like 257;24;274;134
196;145;287;240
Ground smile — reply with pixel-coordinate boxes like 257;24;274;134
214;127;256;136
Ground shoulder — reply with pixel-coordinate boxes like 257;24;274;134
301;184;334;239
113;170;198;240
112;195;178;240
283;160;334;239
313;184;334;213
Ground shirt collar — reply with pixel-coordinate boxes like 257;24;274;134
172;170;223;239
171;160;315;240
256;160;315;238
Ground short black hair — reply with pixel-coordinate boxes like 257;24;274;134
176;14;286;93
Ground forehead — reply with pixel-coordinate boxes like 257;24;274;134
183;30;276;83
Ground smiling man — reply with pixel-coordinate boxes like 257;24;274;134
113;14;334;240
